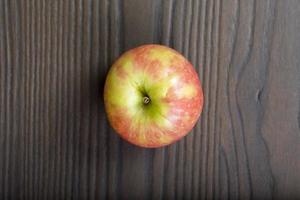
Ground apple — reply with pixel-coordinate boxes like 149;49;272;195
104;44;203;148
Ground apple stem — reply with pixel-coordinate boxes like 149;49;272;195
143;96;150;105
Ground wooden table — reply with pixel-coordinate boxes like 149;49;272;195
0;0;299;199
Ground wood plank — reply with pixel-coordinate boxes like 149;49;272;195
0;0;299;199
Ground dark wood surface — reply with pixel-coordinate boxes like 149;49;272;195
0;0;300;199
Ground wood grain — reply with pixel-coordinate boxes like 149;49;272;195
0;0;299;199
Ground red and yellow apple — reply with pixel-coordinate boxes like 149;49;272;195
104;44;203;148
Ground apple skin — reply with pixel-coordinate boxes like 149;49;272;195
104;44;203;148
